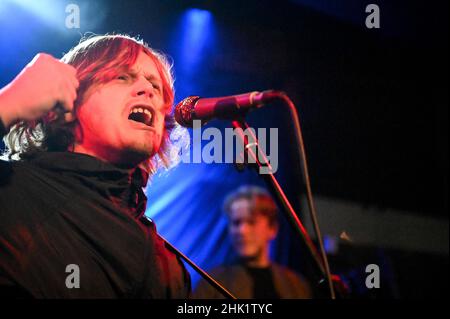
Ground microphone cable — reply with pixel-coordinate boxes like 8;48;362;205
272;91;336;299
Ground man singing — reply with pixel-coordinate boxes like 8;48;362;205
0;34;190;298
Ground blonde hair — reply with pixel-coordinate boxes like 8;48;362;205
3;34;185;176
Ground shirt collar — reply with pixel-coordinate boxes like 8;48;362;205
26;151;149;218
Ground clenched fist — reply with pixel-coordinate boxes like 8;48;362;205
0;53;79;128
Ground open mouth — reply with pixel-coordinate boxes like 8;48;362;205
128;106;154;127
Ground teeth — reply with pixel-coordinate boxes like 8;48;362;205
128;105;153;126
129;106;152;118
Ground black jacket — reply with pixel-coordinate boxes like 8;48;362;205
0;150;190;298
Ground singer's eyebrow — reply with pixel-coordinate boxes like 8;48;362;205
128;67;162;85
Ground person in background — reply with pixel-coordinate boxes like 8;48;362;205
193;185;312;299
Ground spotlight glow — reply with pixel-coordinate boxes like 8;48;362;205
178;8;215;72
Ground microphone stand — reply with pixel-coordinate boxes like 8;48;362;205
230;118;329;290
172;90;335;298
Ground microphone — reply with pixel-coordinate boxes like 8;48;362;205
174;90;280;127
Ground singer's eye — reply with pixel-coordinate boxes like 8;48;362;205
117;74;129;81
152;83;161;92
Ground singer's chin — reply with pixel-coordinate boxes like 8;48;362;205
118;143;156;168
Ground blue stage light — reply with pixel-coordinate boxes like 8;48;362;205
6;0;65;28
177;8;215;73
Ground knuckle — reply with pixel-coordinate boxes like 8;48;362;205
67;64;77;79
38;53;52;62
64;66;78;80
67;64;76;72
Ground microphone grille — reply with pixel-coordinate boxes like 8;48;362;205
174;96;200;127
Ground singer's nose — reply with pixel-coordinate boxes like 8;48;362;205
135;87;154;98
133;77;154;98
136;89;151;97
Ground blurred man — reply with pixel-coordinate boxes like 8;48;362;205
193;185;312;299
0;34;189;298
